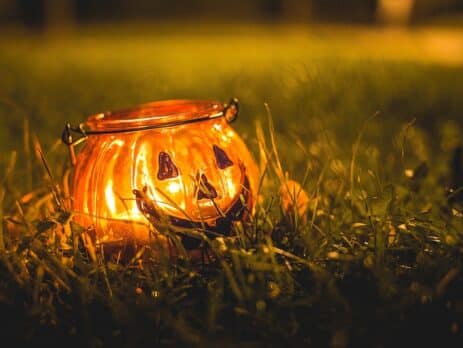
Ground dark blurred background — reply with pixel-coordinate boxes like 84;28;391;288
1;0;463;30
1;0;463;157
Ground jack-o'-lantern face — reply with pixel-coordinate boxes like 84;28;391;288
131;127;251;224
68;100;259;246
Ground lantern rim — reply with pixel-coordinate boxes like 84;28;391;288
86;99;224;132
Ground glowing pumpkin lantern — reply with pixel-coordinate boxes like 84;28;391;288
62;99;259;251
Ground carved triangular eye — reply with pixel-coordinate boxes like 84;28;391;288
196;174;218;200
157;152;179;180
213;145;233;169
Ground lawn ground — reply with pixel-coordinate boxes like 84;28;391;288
1;23;463;347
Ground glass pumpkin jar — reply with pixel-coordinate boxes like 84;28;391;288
63;99;259;251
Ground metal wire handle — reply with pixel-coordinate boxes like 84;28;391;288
62;98;239;166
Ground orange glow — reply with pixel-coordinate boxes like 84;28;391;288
377;0;414;25
70;100;259;246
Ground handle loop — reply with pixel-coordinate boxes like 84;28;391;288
61;123;87;166
62;97;240;166
223;97;239;123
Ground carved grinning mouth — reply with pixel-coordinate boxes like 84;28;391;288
174;175;251;250
134;175;251;250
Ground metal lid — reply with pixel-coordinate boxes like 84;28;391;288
86;99;225;132
62;99;239;162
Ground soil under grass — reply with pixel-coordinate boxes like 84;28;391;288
1;24;463;347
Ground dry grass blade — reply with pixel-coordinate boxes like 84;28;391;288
255;120;274;200
0;187;4;251
350;112;379;205
436;267;460;297
15;200;34;235
264;102;284;181
23;118;32;192
0;152;17;250
32;134;64;210
28;250;71;292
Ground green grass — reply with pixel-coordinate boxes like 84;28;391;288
1;24;463;347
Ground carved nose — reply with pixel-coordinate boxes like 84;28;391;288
157;152;179;180
196;173;218;200
213;145;233;169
